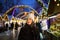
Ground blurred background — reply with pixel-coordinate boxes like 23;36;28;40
0;0;60;40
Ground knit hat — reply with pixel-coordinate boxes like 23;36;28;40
27;13;34;21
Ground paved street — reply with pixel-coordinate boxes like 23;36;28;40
0;27;21;40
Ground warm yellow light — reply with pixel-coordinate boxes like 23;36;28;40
54;0;56;2
57;3;60;6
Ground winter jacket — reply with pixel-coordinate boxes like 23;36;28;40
18;23;40;40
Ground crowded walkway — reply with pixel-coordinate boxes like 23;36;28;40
0;0;60;40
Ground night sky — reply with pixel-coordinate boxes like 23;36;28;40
0;0;49;16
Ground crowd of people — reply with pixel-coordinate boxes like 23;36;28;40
0;10;60;40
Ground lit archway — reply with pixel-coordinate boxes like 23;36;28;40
3;5;39;19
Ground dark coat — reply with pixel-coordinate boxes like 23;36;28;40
18;23;40;40
15;22;19;30
5;23;8;31
36;22;42;33
10;22;14;30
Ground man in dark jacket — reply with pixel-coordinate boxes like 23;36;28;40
10;22;14;30
15;22;19;30
18;13;40;40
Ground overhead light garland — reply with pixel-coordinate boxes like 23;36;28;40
36;0;49;15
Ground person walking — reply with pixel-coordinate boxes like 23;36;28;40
18;13;40;40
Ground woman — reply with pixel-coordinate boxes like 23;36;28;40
18;13;40;40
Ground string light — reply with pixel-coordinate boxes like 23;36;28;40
57;3;60;6
54;0;56;2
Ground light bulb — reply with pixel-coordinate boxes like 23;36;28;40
54;0;56;2
57;3;60;6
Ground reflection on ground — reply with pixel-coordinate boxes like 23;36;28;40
0;27;21;40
